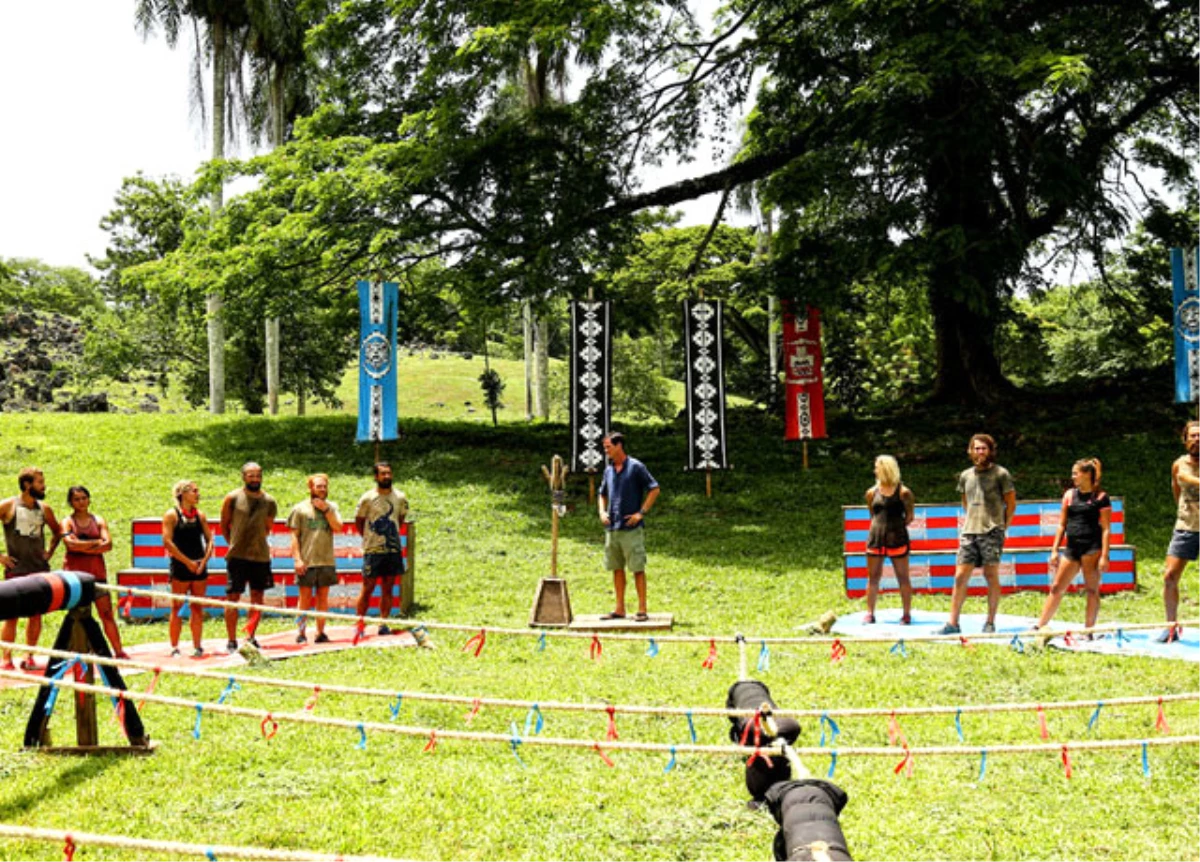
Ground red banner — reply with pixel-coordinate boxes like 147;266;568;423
782;302;827;440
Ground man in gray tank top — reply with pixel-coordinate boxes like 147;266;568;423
1158;421;1200;642
220;462;278;653
0;467;62;670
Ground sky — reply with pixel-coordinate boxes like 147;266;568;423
0;2;737;273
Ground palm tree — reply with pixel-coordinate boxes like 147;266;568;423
135;0;254;414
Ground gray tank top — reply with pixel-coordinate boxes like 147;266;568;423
3;499;50;575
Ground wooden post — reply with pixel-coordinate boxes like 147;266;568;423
540;455;569;577
588;475;595;506
67;608;98;747
803;441;809;471
706;468;712;498
531;455;573;626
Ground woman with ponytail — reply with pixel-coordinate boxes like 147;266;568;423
1036;458;1110;633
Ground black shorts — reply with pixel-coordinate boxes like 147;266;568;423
225;557;274;594
1061;538;1102;561
363;552;405;581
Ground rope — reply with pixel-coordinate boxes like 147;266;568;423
3;642;1195;722
0;823;404;861
97;584;1196;645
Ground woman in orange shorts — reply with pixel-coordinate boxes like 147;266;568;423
864;455;915;624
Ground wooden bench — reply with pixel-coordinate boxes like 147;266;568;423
116;518;415;620
842;499;1136;599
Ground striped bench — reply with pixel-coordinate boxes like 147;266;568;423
116;518;415;620
843;499;1136;599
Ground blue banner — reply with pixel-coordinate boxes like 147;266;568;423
356;280;399;442
1171;248;1200;404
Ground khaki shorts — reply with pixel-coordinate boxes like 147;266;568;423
604;529;647;572
957;527;1005;568
297;565;338;589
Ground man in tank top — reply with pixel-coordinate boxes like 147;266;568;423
0;467;62;670
220;462;278;653
1158;421;1200;642
355;462;409;635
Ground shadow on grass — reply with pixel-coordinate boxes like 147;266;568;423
0;757;114;821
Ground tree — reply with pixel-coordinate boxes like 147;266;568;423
0;258;104;318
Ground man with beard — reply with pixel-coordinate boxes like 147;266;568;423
940;434;1016;635
288;473;343;644
0;467;62;670
1158;420;1200;642
220;462;278;652
355;463;409;634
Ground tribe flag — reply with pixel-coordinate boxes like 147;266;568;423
356;280;399;443
781;301;827;440
1171;247;1200;404
570;300;612;474
683;299;729;470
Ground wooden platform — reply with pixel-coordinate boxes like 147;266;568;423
568;613;674;632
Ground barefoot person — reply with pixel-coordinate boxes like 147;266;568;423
355;463;409;635
163;481;214;657
598;432;660;622
62;486;128;658
220;463;278;653
863;455;915;624
1158;420;1199;642
0;467;62;670
1035;459;1110;634
940;434;1016;635
289;474;343;644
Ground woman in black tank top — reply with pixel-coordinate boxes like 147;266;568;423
1036;458;1111;634
863;455;916;625
162;481;214;657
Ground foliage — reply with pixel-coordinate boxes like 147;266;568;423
548;334;677;424
478;367;505;426
0;257;103;318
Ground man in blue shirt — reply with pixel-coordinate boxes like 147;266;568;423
598;432;660;621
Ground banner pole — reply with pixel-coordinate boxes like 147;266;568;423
803;441;809;471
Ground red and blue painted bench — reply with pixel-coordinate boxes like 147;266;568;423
843;499;1136;598
116;518;415;620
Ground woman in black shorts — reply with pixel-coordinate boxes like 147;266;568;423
863;455;915;624
1036;458;1111;633
162;480;214;657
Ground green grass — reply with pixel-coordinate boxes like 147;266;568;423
0;359;1196;861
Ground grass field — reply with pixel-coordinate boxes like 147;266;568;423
0;359;1196;861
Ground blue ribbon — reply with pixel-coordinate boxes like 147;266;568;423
1009;634;1024;654
537;632;547;653
95;663;123;713
826;750;838;778
193;703;204;740
1116;629;1129;648
509;722;526;768
524;704;544;737
296;615;308;634
757;641;770;672
1141;741;1150;777
388;693;403;720
43;657;78;717
206;849;217;862
217;677;241;705
1087;701;1104;733
978;748;988;783
664;745;677;773
955;708;964;743
646;638;659;658
890;639;907;658
819;713;840;747
356;723;368;750
686;711;697;744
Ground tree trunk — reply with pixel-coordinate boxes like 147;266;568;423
207;14;228;415
523;301;534;420
265;63;285;415
296;378;306;416
535;314;550;420
927;286;1016;405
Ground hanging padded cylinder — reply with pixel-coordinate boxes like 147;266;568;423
765;779;852;861
0;571;95;621
726;680;802;801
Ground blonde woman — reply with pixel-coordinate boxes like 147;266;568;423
162;480;214;657
1036;458;1110;634
863;455;915;624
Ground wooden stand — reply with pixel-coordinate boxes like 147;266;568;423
532;455;573;627
24;607;153;755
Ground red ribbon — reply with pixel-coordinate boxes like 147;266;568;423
465;698;482;724
243;609;262;637
113;698;128;739
590;635;602;661
893;745;913;777
887;712;907;747
1063;631;1076;647
423;730;438;753
137;668;161;711
463;629;487;657
739;712;764;748
830;639;846;664
701;639;718;670
746;747;774;769
304;686;321;713
593;742;615;767
1061;745;1073;779
63;834;75;862
1036;705;1049;740
261;714;279;739
352;619;366;646
1156;698;1171;734
959;636;975;650
605;705;620;740
73;662;88;709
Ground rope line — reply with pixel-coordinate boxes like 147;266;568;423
0;823;403;861
2;641;1195;722
96;584;1196;645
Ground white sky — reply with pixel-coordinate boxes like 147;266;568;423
0;2;735;273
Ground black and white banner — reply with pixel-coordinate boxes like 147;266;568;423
570;301;612;474
683;299;729;470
